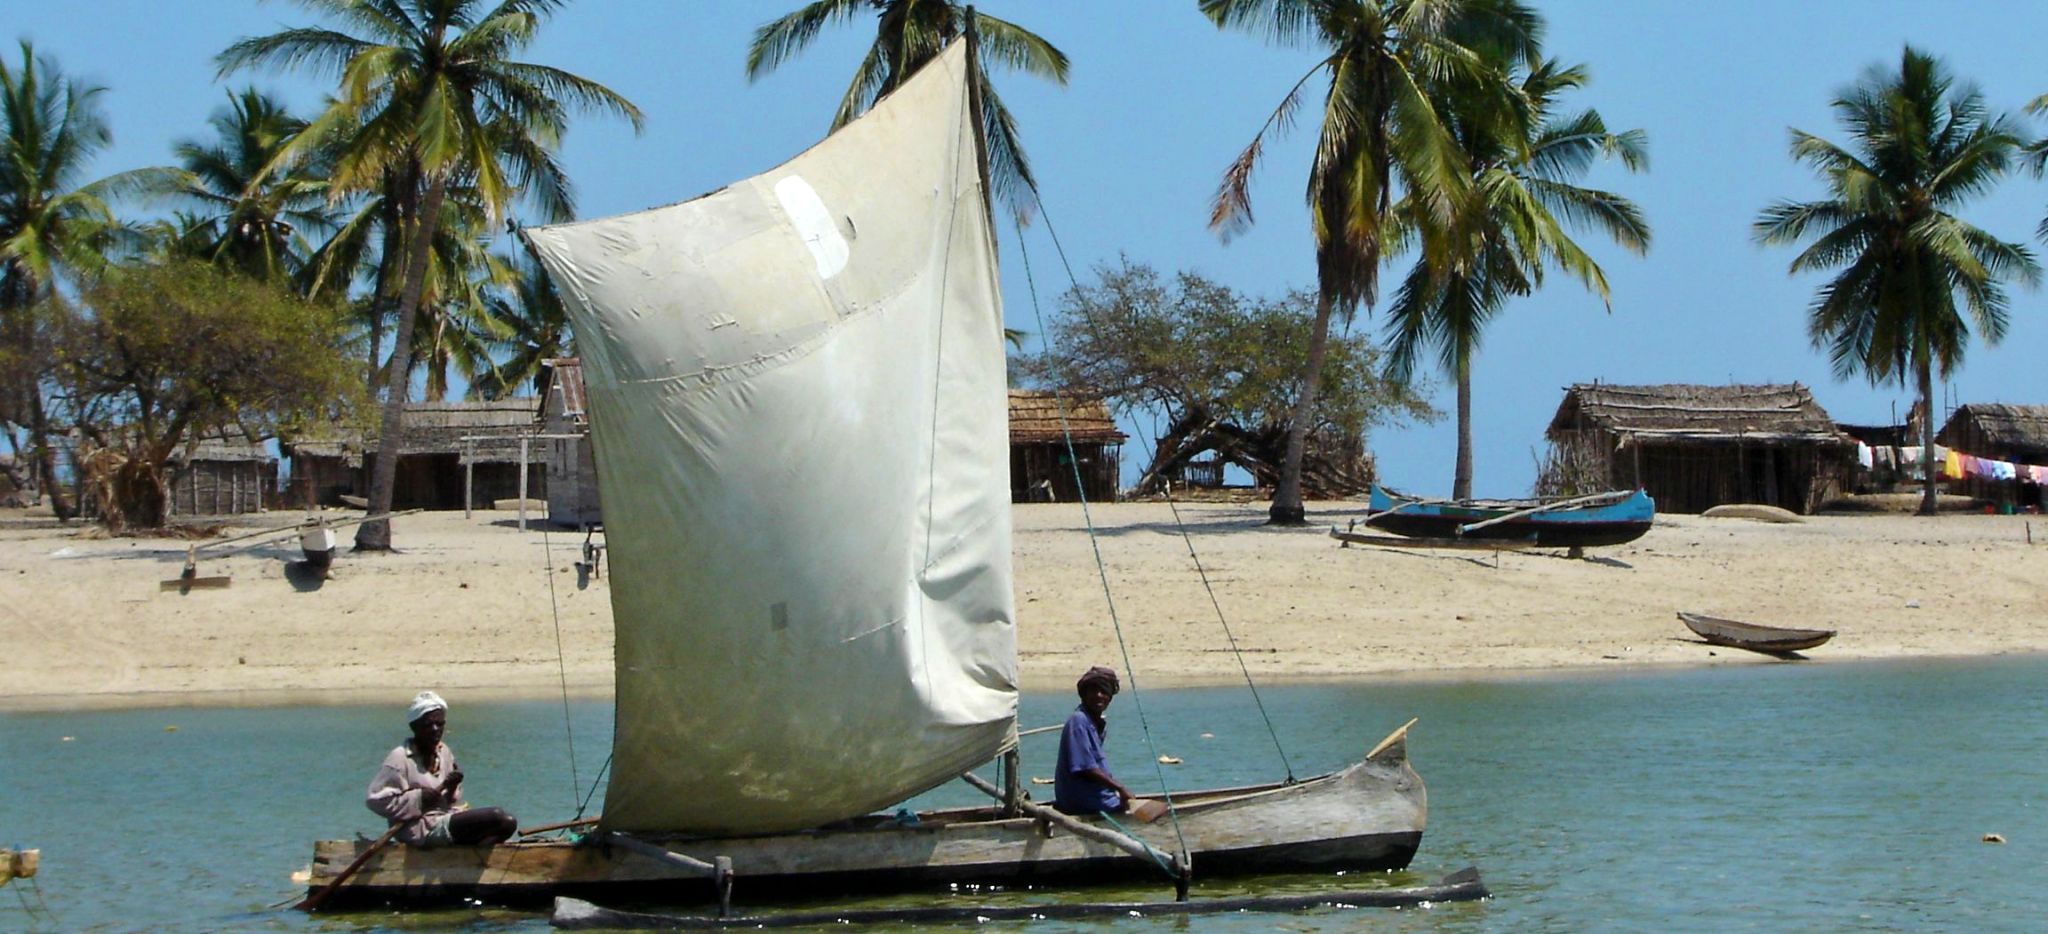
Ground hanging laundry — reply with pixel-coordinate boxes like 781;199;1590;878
1856;442;1874;469
1944;449;1964;480
1991;460;2017;481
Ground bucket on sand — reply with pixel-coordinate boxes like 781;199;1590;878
301;525;337;570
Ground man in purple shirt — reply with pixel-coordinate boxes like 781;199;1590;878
1054;666;1135;815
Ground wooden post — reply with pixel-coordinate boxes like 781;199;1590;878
518;437;530;531
463;439;474;520
1001;748;1022;818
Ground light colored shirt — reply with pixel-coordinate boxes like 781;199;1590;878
366;739;463;843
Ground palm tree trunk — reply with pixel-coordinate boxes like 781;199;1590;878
1271;291;1336;525
1452;351;1474;501
1916;348;1937;517
355;173;449;550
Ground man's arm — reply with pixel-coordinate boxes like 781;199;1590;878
1078;766;1132;804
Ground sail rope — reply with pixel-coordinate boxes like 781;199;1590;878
1014;216;1190;870
1016;187;1297;783
537;520;582;815
1123;419;1298;782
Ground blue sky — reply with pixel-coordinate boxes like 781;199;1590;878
11;1;2048;497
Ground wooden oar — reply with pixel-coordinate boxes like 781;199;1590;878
1455;490;1631;536
296;824;401;912
517;815;601;837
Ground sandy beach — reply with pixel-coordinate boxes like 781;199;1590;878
2;501;2043;709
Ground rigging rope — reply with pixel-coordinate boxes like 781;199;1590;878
538;520;582;815
1123;421;1297;782
1014;214;1189;867
1016;184;1298;788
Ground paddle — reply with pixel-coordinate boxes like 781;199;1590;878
1128;798;1170;823
296;824;401;912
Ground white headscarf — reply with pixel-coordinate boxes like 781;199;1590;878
407;690;448;726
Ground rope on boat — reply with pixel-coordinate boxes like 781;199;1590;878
1021;185;1298;783
1123;415;1296;782
1099;811;1179;878
539;520;582;814
1014;210;1190;868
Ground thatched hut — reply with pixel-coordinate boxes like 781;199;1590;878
538;359;601;528
381;399;545;510
283;400;545;510
1009;390;1125;503
165;432;275;516
1546;383;1853;514
1934;404;2048;507
280;436;360;507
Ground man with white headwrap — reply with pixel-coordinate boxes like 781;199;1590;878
366;691;518;846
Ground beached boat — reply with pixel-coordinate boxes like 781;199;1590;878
300;38;1430;913
1364;486;1654;549
1678;611;1835;654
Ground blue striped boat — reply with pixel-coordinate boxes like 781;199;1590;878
1366;486;1655;548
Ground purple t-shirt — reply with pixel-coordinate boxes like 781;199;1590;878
1054;706;1120;814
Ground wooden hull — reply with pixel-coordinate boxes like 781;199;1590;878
1367;487;1654;548
1678;611;1835;654
305;753;1425;909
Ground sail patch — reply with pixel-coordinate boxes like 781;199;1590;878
774;175;849;280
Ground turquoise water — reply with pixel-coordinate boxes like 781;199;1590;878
5;656;2046;931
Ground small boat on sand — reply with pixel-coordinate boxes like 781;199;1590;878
1678;611;1835;655
1362;486;1654;549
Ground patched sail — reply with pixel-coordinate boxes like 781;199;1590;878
523;43;1017;834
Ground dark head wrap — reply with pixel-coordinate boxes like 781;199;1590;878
1076;665;1120;698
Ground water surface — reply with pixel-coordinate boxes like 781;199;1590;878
4;656;2044;931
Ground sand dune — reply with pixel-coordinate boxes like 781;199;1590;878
3;501;2043;709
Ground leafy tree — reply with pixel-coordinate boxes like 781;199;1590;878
1019;259;1436;496
746;0;1068;224
158;88;332;281
220;0;643;549
1755;47;2037;515
1384;57;1649;499
0;41;167;518
1203;0;1537;522
51;260;357;530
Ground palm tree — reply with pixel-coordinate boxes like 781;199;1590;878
470;248;569;399
220;0;643;549
0;41;165;519
1383;57;1649;500
158;88;333;281
1203;0;1538;523
1755;47;2037;516
746;0;1068;224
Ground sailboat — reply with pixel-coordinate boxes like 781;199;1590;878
300;39;1429;912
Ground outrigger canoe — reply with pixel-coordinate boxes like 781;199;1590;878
1365;486;1655;549
299;729;1425;910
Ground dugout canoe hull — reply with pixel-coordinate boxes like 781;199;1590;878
302;743;1425;910
1678;611;1836;654
1367;486;1654;549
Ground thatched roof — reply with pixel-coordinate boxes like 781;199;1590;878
285;399;542;465
539;358;587;422
1935;403;2048;458
172;430;273;464
1009;390;1125;444
1548;383;1847;444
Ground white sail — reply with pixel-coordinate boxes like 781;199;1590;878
523;42;1017;834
